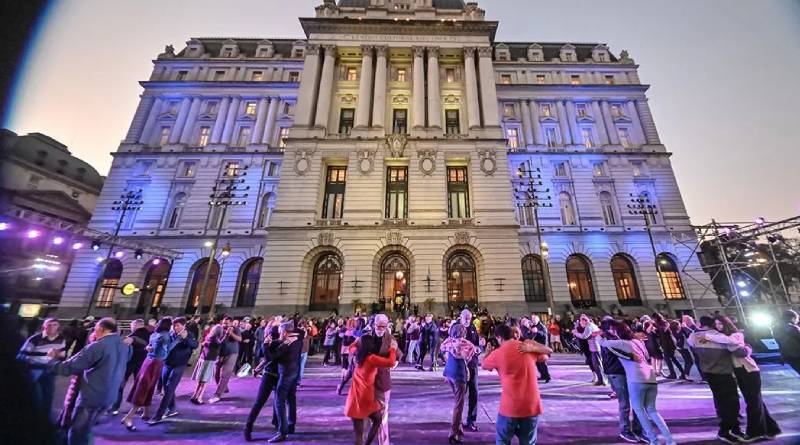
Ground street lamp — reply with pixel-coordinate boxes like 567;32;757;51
514;159;555;314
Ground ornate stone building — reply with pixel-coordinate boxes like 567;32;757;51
60;0;712;318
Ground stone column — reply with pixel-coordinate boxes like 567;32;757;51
137;96;162;144
426;47;442;128
565;101;581;144
591;101;609;145
314;44;337;129
520;100;534;146
372;46;388;128
252;97;270;144
221;96;241;144
262;97;281;145
530;100;544;145
477;46;500;127
179;96;203;144
293;44;321;128
463;47;481;129
627;100;646;145
556;100;571;145
355;45;375;128
601;101;619;144
169;97;192;144
210;97;231;144
412;46;426;129
125;95;155;144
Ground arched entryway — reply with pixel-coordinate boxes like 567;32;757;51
446;251;478;306
185;258;220;314
137;259;171;314
611;254;641;306
566;254;596;307
309;253;342;311
236;258;263;307
95;259;123;308
380;253;410;312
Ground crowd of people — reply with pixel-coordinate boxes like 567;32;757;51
13;306;800;445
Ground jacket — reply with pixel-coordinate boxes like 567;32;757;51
599;339;656;384
687;329;735;375
51;333;131;409
147;331;178;360
774;322;800;360
165;332;198;367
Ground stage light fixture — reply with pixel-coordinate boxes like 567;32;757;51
72;242;83;250
91;240;102;251
750;312;773;327
52;236;65;245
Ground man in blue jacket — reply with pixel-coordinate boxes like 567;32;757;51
149;317;198;424
48;317;132;445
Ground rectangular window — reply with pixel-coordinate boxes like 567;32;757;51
159;127;171;146
282;102;292;115
554;162;568;177
575;103;588;118
396;68;407;82
385;167;408;219
134;160;154;176
445;110;460;135
288;71;300;82
245;101;257;115
447;167;470;219
322;166;347;219
293;48;304;58
197;126;211;147
176;70;189;81
545;128;558;147
592;162;605;177
539;103;551;117
503;104;515;117
180;161;197;177
445;68;456;83
618;128;632;148
536;74;546;84
339;108;355;134
500;74;512;85
632;161;644;177
392;109;408;134
236;127;251;147
214;70;226;81
267;162;279;177
251;71;264;81
278;127;290;148
224;161;241;177
581;128;594;148
604;75;615;85
506;128;520;149
570;75;581;85
610;104;623;118
205;101;219;114
346;67;358;81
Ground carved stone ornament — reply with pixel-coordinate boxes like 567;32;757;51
157;45;175;59
478;148;497;176
477;46;493;58
454;231;471;245
385;230;404;246
358;149;375;175
318;231;335;247
294;149;314;176
305;44;321;56
384;134;408;158
417;149;437;176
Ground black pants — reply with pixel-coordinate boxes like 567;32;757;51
112;359;143;411
465;364;478;424
590;351;604;384
153;364;185;420
705;372;741;433
274;376;298;435
734;368;781;437
323;345;334;365
246;372;278;427
536;360;551;381
678;348;695;378
664;351;685;378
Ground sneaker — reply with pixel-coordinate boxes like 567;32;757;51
207;396;221;404
165;411;179;418
619;432;639;443
109;410;120;416
147;417;164;426
729;430;751;442
716;431;742;444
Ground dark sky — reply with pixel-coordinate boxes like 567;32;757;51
5;0;800;224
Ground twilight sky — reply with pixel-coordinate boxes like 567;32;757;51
6;0;800;224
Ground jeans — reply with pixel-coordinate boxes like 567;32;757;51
298;352;308;382
68;407;104;445
734;368;781;437
465;363;479;424
678;348;695;378
607;374;642;436
536;360;551;381
406;340;418;363
627;382;674;445
31;370;56;420
447;379;467;436
153;364;185;420
274;375;298;435
246;372;278;426
495;414;539;445
705;372;741;433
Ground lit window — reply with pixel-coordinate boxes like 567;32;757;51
506;128;520;149
278;127;290;148
445;110;460;135
611;255;641;303
657;254;686;300
536;74;546;84
592;162;605;177
385;167;408;219
539;103;551;117
180;161;197;177
251;71;264;81
159;127;171;146
224;162;241;176
581;128;594;148
288;71;300;82
339;108;355;134
447;167;470;219
500;74;512;85
503;104;515;117
575;103;588;117
245;101;257;115
610;104;623;118
631;161;644;177
554;162;568;177
392;109;408;135
346;67;358;81
197;126;211;147
446;68;456;83
322;166;347;219
176;71;189;81
570;75;581;85
605;75;615;85
545;128;558;147
396;68;407;82
618;128;632;148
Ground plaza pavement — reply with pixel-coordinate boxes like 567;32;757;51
52;353;800;444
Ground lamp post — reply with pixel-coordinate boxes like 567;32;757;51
628;193;667;300
514;159;555;315
86;189;143;318
195;165;248;319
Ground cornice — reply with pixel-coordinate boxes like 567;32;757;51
300;17;498;40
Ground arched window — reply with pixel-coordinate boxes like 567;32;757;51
236;258;263;307
96;259;123;308
522;255;547;302
447;252;478;305
559;192;577;226
137;260;171;313
258;193;273;228
611;255;641;305
380;254;410;310
166;192;187;229
657;254;685;300
185;258;220;313
310;254;342;311
566;255;595;306
599;191;617;226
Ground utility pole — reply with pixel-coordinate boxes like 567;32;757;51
195;164;248;319
628;193;668;300
514;159;554;315
86;189;143;318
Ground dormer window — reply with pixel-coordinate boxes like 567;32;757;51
251;71;264;81
604;75;615;85
292;48;305;58
288;71;300;82
535;74;546;84
255;40;275;58
570;75;581;85
592;45;611;63
500;74;512;85
527;44;544;62
495;44;511;61
560;45;577;63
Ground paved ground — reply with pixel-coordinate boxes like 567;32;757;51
52;353;800;444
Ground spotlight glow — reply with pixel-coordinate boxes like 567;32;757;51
27;230;41;239
152;258;161;265
736;281;747;288
114;251;124;259
740;290;751;297
72;242;83;250
0;222;8;231
52;236;64;245
204;241;213;248
751;312;772;327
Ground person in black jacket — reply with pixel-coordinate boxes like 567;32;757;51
455;309;481;432
110;319;150;415
529;315;551;383
149;317;198;424
244;325;282;441
416;314;440;371
600;318;644;443
774;310;800;375
270;321;303;443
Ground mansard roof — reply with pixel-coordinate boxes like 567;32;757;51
338;0;466;8
176;38;305;59
495;41;619;62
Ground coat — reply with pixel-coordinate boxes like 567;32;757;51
344;349;396;419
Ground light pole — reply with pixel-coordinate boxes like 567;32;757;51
628;193;667;300
86;189;143;318
514;159;555;315
195;165;248;319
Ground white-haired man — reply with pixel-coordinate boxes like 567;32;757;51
371;314;402;445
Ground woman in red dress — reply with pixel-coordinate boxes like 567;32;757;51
344;335;397;445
